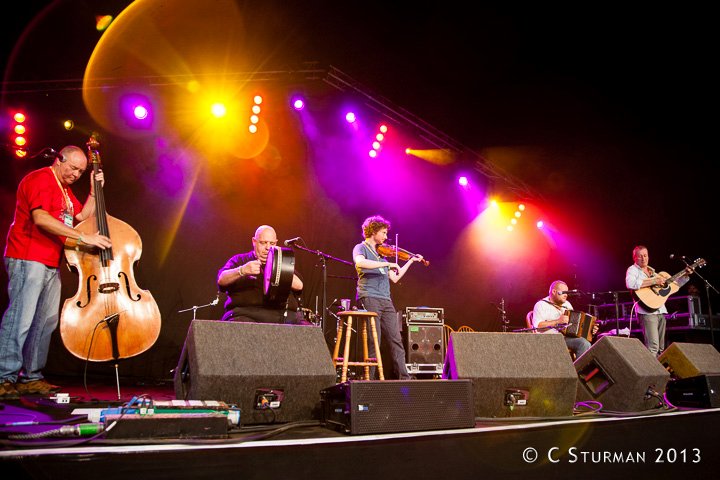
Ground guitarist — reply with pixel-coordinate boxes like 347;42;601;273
625;245;693;357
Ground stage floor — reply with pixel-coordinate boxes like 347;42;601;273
2;375;720;479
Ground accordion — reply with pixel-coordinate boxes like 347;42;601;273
562;310;596;342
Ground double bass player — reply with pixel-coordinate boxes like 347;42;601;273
0;146;111;399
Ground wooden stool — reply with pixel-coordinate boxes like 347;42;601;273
332;311;384;382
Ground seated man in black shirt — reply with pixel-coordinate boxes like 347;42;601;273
217;225;304;324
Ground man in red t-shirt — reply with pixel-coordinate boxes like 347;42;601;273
0;146;112;398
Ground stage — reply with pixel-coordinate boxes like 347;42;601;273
1;375;720;479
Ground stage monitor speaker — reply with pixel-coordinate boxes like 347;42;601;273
575;336;670;412
174;320;337;425
443;332;578;418
321;379;474;435
658;342;720;379
405;323;444;365
665;374;720;408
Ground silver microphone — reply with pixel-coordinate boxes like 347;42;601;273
284;237;301;246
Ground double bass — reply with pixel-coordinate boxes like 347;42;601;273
60;136;161;362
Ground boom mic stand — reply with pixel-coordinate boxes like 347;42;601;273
174;294;220;397
178;294;220;320
289;241;354;346
680;257;718;348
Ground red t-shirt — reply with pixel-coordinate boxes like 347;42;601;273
4;167;83;268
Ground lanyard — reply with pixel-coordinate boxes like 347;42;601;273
49;166;73;216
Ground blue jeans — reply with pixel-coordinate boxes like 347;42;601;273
359;296;410;380
0;258;61;383
565;336;591;358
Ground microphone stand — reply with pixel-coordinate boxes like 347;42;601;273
178;294;220;320
681;257;718;348
175;294;219;396
290;242;354;346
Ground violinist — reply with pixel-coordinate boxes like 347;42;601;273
353;215;424;380
0;146;111;399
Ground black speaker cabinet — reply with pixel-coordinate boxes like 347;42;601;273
174;320;337;425
658;342;720;379
321;379;474;435
665;374;720;408
443;332;578;418
405;323;444;365
575;336;670;412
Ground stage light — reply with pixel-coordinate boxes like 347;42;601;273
133;105;149;120
251;105;261;114
254;95;263;105
95;15;114;32
372;141;380;150
119;94;154;130
379;124;388;133
250;115;259;124
376;133;384;142
211;103;227;118
536;221;544;229
249;124;258;134
11;110;28;157
519;204;526;211
345;112;356;123
458;176;468;187
292;98;305;110
63;120;74;130
369;149;377;158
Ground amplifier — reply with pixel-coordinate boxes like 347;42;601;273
405;307;444;324
666;374;720;408
321;379;474;435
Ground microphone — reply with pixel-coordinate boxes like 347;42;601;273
558;290;580;295
41;148;64;162
284;237;301;246
211;293;220;306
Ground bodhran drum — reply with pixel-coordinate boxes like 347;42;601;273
263;246;296;303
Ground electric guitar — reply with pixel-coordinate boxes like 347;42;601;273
633;258;705;310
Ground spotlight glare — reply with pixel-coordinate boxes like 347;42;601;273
376;133;384;142
253;95;263;105
250;114;259;124
14;125;26;135
345;112;356;123
519;204;526;211
13;113;26;123
249;124;258;134
536;221;544;229
379;124;388;133
63;120;74;130
458;176;468;187
133;105;148;120
292;98;305;110
368;150;377;158
251;105;261;114
211;103;227;118
372;141;380;150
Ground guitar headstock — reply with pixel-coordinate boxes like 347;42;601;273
692;258;706;269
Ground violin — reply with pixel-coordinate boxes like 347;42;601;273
376;244;430;266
